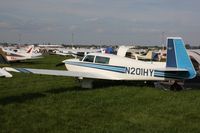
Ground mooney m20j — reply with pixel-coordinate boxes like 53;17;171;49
3;37;196;88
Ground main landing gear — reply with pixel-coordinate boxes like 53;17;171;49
76;78;94;89
170;81;184;91
154;80;184;91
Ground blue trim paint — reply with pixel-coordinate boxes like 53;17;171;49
165;38;196;79
175;38;196;79
154;75;185;79
174;39;196;79
166;39;177;67
66;61;127;73
16;68;31;73
154;69;190;79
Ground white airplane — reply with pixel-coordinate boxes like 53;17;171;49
0;45;42;62
54;48;104;57
3;37;196;89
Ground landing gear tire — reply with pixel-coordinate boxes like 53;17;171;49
170;82;183;91
76;78;93;89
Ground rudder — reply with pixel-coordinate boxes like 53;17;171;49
166;37;196;79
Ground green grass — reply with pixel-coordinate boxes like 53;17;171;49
0;55;200;133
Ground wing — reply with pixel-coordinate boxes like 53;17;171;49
0;68;12;77
155;67;188;72
3;67;114;80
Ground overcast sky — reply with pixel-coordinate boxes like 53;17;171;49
0;0;200;45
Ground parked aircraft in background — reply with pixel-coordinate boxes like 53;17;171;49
3;37;196;89
134;51;159;61
187;50;200;75
117;46;158;61
54;48;105;57
0;45;42;62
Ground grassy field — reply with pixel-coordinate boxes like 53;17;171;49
1;55;200;133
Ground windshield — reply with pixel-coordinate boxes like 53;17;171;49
83;55;95;62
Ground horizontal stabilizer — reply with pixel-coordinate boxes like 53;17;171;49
154;68;189;79
155;67;188;72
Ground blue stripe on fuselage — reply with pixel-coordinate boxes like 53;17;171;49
65;61;127;73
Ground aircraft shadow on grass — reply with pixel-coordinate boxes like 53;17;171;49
0;87;76;106
0;92;46;106
0;81;153;106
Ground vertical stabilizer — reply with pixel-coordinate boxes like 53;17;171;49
26;45;34;54
166;37;196;79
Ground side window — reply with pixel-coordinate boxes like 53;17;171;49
95;56;110;64
83;55;95;62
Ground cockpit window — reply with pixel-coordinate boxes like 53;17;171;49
83;55;95;62
95;56;110;64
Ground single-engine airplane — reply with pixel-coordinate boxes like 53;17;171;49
0;45;42;62
3;37;196;89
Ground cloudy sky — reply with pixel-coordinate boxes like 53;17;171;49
0;0;200;45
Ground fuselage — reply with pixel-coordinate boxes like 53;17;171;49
63;53;167;81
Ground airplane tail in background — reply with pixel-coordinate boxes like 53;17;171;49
166;37;196;79
26;45;34;54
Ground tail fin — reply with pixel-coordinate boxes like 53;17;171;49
166;37;196;79
26;45;34;54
